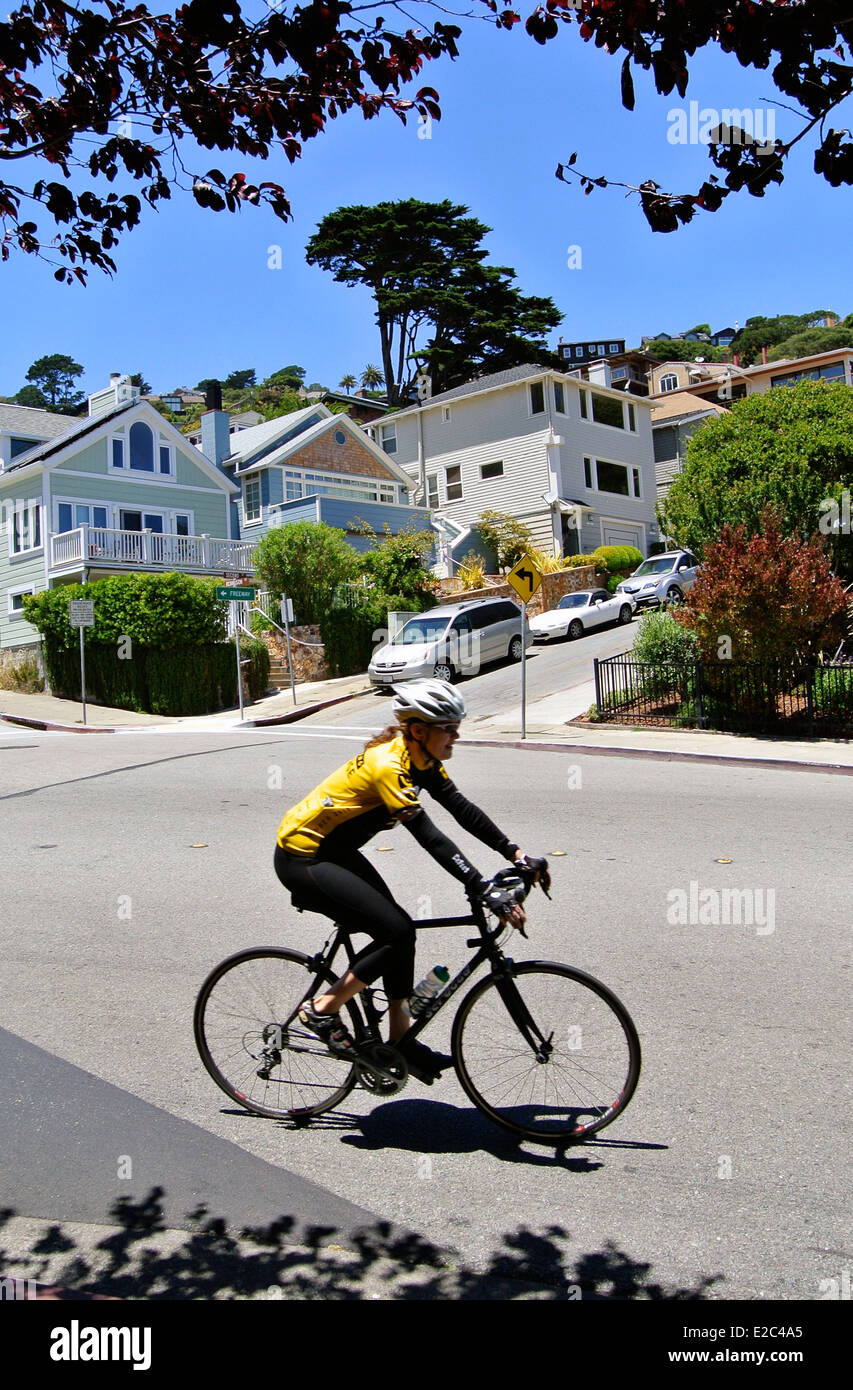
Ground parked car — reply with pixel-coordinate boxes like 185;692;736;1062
529;589;634;642
369;598;527;686
615;551;700;610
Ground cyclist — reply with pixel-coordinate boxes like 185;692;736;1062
274;678;546;1083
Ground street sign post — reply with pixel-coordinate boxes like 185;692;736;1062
506;555;543;740
69;600;95;726
280;595;297;706
216;586;257;720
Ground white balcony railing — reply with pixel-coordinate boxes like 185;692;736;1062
49;526;257;575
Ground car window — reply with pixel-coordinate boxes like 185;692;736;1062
633;557;676;576
451;614;473;634
497;601;521;621
399;616;450;643
593;590;610;602
467;606;496;630
557;594;588;609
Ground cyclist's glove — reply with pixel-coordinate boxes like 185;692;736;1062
518;854;551;896
480;882;524;916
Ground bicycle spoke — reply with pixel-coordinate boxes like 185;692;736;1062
453;964;640;1143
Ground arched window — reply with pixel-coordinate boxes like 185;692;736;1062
660;373;678;393
129;422;155;471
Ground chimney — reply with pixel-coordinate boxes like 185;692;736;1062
110;372;121;384
733;352;740;367
200;380;230;466
761;345;767;365
587;360;612;388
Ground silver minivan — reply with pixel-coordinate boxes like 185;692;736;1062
369;598;527;686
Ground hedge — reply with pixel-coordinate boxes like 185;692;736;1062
43;638;269;716
322;591;417;677
591;545;645;575
22;572;226;650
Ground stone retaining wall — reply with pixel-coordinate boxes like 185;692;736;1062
434;566;598;616
264;624;329;683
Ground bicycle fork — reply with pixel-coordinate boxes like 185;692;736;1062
493;964;554;1063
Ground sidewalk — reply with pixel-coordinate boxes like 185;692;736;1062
2;674;850;770
0;673;372;733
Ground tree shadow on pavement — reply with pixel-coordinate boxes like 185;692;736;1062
0;1192;719;1301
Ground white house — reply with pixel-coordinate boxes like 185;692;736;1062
380;364;660;571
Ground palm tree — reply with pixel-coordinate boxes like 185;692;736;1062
361;364;385;390
338;374;357;393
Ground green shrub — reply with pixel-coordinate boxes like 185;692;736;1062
592;545;644;575
632;610;700;665
564;553;598;568
43;638;269;716
812;665;853;713
606;575;621;593
23;573;226;650
322;592;414;677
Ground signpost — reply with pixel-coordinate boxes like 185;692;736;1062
280;595;297;706
68;600;95;726
216;586;257;720
506;554;543;739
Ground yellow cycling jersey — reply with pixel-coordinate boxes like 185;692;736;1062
276;733;446;856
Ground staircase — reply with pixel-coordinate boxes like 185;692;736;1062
266;655;293;690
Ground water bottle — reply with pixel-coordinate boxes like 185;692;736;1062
406;966;450;1017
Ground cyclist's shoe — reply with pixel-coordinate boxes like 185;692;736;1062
298;1002;355;1058
395;1035;452;1084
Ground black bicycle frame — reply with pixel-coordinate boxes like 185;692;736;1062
303;897;550;1055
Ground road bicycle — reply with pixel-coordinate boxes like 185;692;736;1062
194;865;641;1146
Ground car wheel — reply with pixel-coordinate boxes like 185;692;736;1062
664;587;683;609
618;604;633;625
433;661;455;683
568;619;584;640
508;636;523;661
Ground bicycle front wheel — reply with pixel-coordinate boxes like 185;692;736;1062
194;947;359;1121
451;961;641;1145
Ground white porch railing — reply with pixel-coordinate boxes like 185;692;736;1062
49;526;257;575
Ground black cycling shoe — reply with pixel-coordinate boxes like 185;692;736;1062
395;1035;453;1084
298;1002;355;1058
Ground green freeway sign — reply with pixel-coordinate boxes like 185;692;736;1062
216;586;257;601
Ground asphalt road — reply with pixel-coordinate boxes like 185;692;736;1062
1;718;850;1300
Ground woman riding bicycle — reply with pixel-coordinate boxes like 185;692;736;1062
274;678;546;1083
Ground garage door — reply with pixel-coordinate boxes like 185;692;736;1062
601;520;645;550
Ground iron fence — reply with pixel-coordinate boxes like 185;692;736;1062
593;655;853;737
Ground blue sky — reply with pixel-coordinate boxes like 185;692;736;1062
3;13;852;397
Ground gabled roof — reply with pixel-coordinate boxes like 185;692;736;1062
0;402;79;438
651;392;727;423
388;364;552;420
224;405;330;467
236;412;415;489
1;399;239;493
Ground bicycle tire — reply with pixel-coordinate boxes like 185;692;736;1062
451;961;641;1145
194;947;359;1121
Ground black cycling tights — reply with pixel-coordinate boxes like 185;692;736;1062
274;845;416;1000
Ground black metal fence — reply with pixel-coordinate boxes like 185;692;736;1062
593;655;853;737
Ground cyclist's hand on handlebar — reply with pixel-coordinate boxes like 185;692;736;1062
480;883;528;933
514;853;552;896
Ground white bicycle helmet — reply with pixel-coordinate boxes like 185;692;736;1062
392;678;468;724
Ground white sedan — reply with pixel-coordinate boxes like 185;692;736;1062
529;588;635;642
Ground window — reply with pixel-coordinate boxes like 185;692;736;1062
159;445;172;475
611;366;628;382
334;429;347;445
590;393;625;429
609;343;620;354
442;407;452;423
288;469;397;504
632;468;641;497
770;362;847;388
598;343;605;356
584;457;593;489
244;477;261;522
129;422;155;472
57;502;109;532
427;474;439;508
480;461;504;479
10;437;38;460
380;423;397;454
660;373;679;393
574;346;584;359
445;465;462;501
111;437;125;469
8;586;34;617
9;501;41;554
595;459;630;496
627;402;636;431
554;382;566;414
529;381;545;414
579;391;588;419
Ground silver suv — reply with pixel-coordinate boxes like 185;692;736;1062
615;550;700;610
369;597;527;686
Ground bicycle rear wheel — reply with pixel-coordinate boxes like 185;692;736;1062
194;947;359;1120
451;961;640;1144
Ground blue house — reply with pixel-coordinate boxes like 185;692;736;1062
199;402;432;553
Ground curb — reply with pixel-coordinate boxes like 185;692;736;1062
0;713;115;734
460;735;853;775
243;688;369;727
